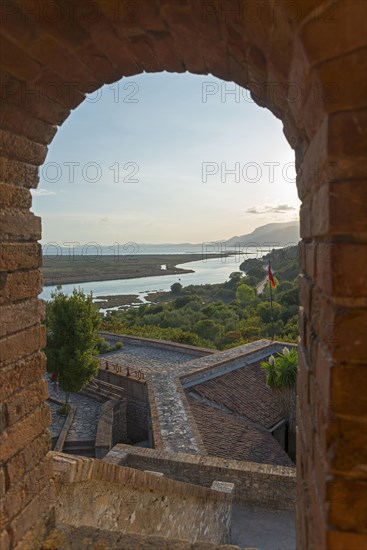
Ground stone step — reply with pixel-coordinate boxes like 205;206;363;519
80;384;123;402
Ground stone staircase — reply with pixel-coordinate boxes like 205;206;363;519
80;378;125;402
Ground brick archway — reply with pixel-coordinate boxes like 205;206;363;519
1;2;366;548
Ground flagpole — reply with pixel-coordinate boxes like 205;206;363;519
269;260;275;340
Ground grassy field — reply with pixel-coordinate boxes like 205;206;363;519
42;253;229;286
95;294;142;309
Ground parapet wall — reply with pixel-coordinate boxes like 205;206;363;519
51;452;233;545
105;444;296;510
99;331;214;357
43;525;247;550
181;341;297;388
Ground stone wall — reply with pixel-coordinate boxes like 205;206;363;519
1;2;366;548
112;398;127;445
181;341;297;388
99;331;214;357
97;369;149;443
126;398;150;443
51;452;233;545
42;525;246;550
95;398;128;459
105;444;296;510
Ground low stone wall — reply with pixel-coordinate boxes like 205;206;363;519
105;445;296;510
50;452;233;545
145;376;164;449
181;341;297;388
99;331;214;357
53;404;76;453
43;525;248;550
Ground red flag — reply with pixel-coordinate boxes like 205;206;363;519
268;263;276;288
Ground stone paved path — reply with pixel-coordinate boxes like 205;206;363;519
102;343;196;375
231;504;296;550
47;377;102;442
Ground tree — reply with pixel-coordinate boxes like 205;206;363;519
236;283;256;306
257;300;282;323
227;271;243;287
45;287;101;408
194;319;224;346
170;282;183;294
239;258;265;280
261;347;298;458
229;271;243;281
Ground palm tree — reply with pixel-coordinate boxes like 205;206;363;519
261;347;298;458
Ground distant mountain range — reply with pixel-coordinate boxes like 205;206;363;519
225;221;300;248
42;221;300;255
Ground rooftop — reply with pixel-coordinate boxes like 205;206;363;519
186;359;283;430
100;335;296;467
187;396;293;467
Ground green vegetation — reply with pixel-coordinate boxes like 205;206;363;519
95;294;141;309
56;403;70;416
101;246;300;350
261;346;298;458
170;282;183;294
97;337;124;354
261;348;298;392
45;287;101;407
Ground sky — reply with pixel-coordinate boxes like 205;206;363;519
31;72;300;246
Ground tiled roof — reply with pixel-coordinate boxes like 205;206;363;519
188;358;283;430
187;396;294;468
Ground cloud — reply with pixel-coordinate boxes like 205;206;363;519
246;203;297;215
32;188;56;196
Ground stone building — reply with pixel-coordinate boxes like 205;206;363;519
0;1;366;549
99;333;297;467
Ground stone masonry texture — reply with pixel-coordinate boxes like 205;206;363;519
0;2;366;548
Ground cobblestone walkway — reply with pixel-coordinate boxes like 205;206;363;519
47;378;102;442
231;504;296;549
102;343;196;375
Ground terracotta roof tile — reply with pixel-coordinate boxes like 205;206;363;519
187;396;294;468
190;358;283;429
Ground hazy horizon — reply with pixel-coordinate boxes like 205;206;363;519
32;72;300;245
41;220;300;254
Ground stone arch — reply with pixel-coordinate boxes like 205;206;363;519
0;1;366;548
